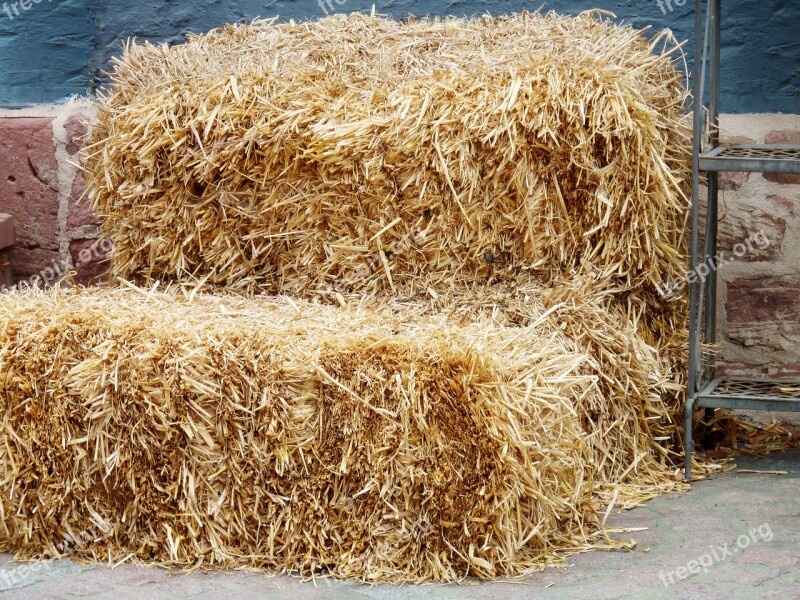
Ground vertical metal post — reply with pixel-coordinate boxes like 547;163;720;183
703;0;721;384
683;0;703;480
686;0;706;481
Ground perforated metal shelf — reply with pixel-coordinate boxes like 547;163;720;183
699;144;800;173
696;377;800;412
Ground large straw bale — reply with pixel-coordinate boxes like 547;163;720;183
84;12;691;297
0;285;618;581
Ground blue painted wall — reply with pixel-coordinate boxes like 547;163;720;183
0;0;798;112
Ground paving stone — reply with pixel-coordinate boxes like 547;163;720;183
760;585;800;600
159;573;218;597
59;574;110;596
669;515;730;533
733;546;798;570
696;561;781;586
91;564;169;587
0;592;64;600
674;581;749;600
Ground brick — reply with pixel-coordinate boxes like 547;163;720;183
69;238;111;285
66;173;98;228
716;201;787;263
63;113;88;157
0;249;10;287
0;214;13;287
0;117;60;281
726;275;800;351
697;197;786;263
764;131;800;145
719;136;755;145
717;222;781;263
763;131;800;184
767;194;797;215
0;213;14;249
9;247;60;286
764;172;800;185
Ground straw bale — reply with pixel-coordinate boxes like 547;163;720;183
384;275;687;501
0;284;617;581
83;12;691;297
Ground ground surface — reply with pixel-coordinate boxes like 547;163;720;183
2;450;799;600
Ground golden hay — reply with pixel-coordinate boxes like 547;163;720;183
84;12;691;298
0;284;607;582
4;10;700;583
389;275;686;501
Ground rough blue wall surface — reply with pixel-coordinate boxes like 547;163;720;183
0;0;93;105
0;0;798;112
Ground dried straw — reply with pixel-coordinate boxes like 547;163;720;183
83;12;691;299
4;10;699;582
0;283;637;581
388;275;688;503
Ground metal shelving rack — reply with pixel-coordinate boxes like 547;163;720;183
685;0;800;480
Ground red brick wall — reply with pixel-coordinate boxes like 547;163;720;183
703;115;800;381
0;103;108;287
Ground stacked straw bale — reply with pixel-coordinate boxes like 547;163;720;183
1;285;615;581
84;12;691;298
2;10;695;582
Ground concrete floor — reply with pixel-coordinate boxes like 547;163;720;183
2;450;799;600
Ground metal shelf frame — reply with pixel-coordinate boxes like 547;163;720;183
700;144;800;173
685;0;800;480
